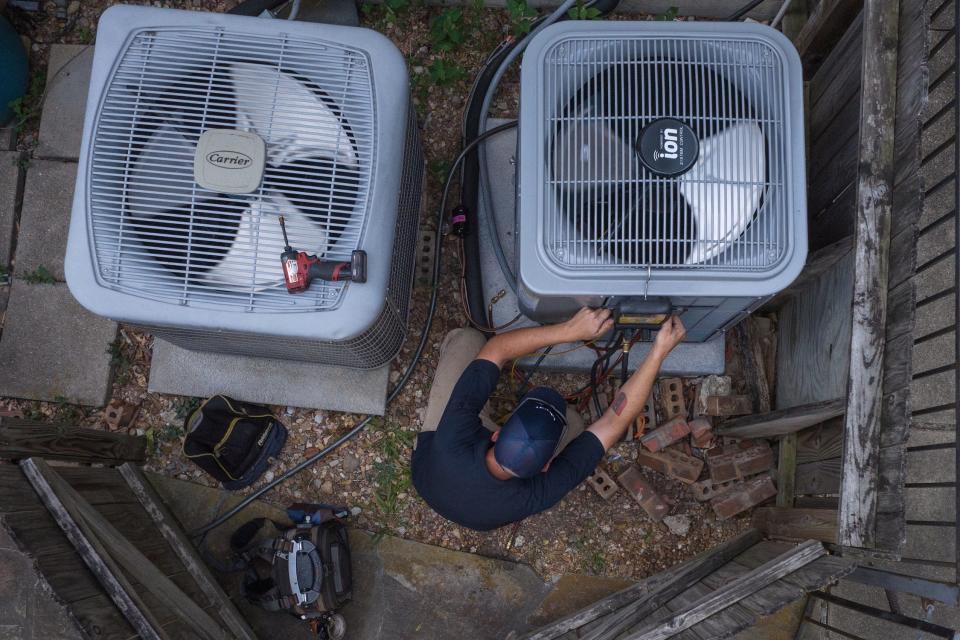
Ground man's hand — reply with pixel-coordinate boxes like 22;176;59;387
561;307;613;343
651;315;686;359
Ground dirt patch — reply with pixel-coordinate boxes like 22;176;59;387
0;0;752;584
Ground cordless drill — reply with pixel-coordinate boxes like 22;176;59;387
278;216;366;294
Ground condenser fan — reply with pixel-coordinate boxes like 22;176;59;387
551;64;766;266
126;61;360;290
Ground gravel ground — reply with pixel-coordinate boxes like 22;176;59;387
1;0;753;583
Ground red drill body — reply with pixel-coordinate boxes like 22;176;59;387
278;216;366;294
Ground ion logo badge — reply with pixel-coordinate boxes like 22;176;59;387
206;150;253;169
636;118;699;177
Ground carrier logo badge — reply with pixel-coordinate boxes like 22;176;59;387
206;150;253;169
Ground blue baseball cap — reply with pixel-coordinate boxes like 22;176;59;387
494;387;569;479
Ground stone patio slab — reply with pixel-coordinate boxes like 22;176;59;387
0;151;20;270
15;159;76;281
0;280;117;406
149;339;391;415
0;527;83;640
37;45;92;160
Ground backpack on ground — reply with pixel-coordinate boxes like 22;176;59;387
230;504;353;638
182;395;287;490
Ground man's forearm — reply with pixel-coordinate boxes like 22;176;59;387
588;347;667;450
476;324;571;368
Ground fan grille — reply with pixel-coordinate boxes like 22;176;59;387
541;35;789;271
88;27;375;311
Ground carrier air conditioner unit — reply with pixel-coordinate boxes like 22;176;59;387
65;5;423;368
516;21;806;342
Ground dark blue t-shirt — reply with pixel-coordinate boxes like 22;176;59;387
411;359;605;531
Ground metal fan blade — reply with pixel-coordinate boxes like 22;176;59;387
197;192;331;291
128;123;199;217
678;121;765;265
552;121;636;188
228;62;358;169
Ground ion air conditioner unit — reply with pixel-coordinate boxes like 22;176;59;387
516;21;806;341
65;6;423;368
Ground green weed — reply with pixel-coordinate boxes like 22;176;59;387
430;8;466;51
52;395;85;423
23;265;55;284
656;6;679;20
370;419;415;516
428;158;451;184
106;338;134;385
145;422;185;455
589;550;607;574
7;69;46;134
506;0;537;36
568;0;601;20
172;397;202;421
428;58;467;87
77;26;94;44
22;402;45;422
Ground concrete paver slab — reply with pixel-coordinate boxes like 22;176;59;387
0;527;83;640
37;45;92;160
15;159;76;281
0;151;20;269
0;280;117;406
149;339;391;415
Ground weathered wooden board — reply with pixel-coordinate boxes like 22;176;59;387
522;530;763;640
796;419;845;463
753;508;838;544
120;464;257;640
795;459;843;495
716;399;846;440
794;0;864;73
0;418;146;465
776;433;797;508
838;0;901;551
625;542;827;640
775;250;854;410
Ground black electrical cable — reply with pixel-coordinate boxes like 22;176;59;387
190;121;519;538
516;346;553;397
727;0;766;21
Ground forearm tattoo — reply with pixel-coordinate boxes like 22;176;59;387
612;392;627;416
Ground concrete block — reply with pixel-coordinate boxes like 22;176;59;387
149;339;391;415
704;394;753;416
694;374;731;415
710;475;777;520
636;447;704;485
15;160;76;281
0;280;117;405
640;415;690;453
689;417;713;449
586;467;618;500
658;377;685;419
617;465;669;522
37;45;93;160
0;151;20;269
691;477;736;502
707;441;775;484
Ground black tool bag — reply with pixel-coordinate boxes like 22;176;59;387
231;511;353;619
182;395;287;490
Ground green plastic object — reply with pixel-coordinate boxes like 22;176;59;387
0;16;28;126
